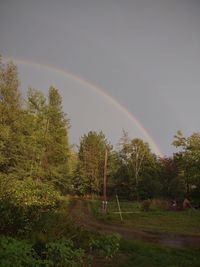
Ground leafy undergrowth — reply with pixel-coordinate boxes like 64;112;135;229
1;197;200;266
0;236;86;267
0;197;121;267
0;233;121;267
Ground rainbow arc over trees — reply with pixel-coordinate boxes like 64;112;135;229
6;57;163;156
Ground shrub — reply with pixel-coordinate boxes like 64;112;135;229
45;238;85;267
0;236;87;267
89;234;120;258
0;177;60;234
0;236;41;267
151;199;169;211
11;178;60;209
141;199;151;211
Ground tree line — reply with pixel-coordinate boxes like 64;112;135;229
0;57;200;210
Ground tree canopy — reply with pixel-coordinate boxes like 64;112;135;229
0;56;200;207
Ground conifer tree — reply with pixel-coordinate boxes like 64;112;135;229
44;87;71;193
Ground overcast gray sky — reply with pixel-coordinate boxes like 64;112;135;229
1;0;200;156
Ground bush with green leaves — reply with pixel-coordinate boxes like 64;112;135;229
0;236;89;267
89;234;120;258
45;238;85;267
0;176;60;234
9;178;60;208
0;236;42;267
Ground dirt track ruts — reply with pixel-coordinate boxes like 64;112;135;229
69;199;200;248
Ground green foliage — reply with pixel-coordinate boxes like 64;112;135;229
26;87;71;193
173;131;200;197
112;132;159;200
1;55;200;267
44;87;71;193
29;197;78;244
0;58;72;194
0;176;60;234
88;199;113;222
10;179;59;207
158;157;185;199
0;59;23;174
0;236;41;267
76;131;111;195
119;239;200;267
89;234;120;258
45;238;85;267
95;199;200;235
0;236;86;267
89;199;102;218
138;174;162;200
0;177;60;209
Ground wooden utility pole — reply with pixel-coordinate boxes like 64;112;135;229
103;148;108;213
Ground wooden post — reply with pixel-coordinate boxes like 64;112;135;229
103;148;108;213
116;195;123;221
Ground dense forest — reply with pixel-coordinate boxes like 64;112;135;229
0;57;200;266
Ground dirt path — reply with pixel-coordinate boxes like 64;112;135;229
69;199;200;248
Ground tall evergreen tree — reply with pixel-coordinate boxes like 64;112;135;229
44;87;71;193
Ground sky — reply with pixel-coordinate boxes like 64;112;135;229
1;0;200;156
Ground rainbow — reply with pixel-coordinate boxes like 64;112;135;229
5;56;163;156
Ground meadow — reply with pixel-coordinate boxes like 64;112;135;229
89;198;200;236
88;198;200;267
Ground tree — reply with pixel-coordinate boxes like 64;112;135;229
26;88;48;180
158;157;184;199
76;131;110;195
173;131;200;197
114;133;158;200
43;87;71;193
0;58;23;174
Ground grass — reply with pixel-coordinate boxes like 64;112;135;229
89;199;200;236
28;197;200;267
124;210;200;235
22;197;200;267
97;239;200;267
116;239;200;267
